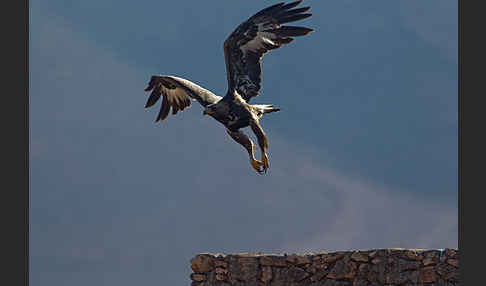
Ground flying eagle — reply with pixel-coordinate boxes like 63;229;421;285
144;0;313;174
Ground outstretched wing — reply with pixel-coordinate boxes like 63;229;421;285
144;75;222;122
223;0;313;102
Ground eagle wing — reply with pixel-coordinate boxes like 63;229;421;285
223;0;313;102
144;75;222;122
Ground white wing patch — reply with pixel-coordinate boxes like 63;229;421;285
240;28;279;57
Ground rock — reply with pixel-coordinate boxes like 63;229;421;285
189;249;458;285
440;254;447;263
190;273;206;282
229;256;259;282
288;266;310;282
419;266;437;283
260;266;272;283
358;263;369;274
260;256;287;267
286;254;311;265
445;268;459;282
406;250;424;261
327;259;356;280
352;279;368;286
437;262;457;277
422;257;436;266
445;248;457;258
408;270;419;284
237;256;257;264
215;260;228;268
369;250;385;258
310;268;329;282
386;271;409;284
447;258;459;267
397;259;421;271
323;252;345;263
215;267;228;274
191;255;214;273
323;279;351;286
351;252;369;262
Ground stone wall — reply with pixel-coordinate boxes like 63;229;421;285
190;249;459;286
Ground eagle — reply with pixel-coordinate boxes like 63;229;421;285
144;0;313;174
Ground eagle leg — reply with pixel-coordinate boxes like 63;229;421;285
250;119;270;173
226;128;265;174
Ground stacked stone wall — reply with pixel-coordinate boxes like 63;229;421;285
190;249;459;285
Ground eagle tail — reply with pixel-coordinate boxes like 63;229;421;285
254;104;281;115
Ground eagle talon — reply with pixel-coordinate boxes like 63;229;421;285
250;159;265;174
261;153;269;173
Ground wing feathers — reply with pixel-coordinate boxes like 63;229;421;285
280;0;303;10
144;75;221;123
271;26;313;37
277;13;312;24
156;95;171;122
145;93;160;108
253;2;285;18
224;1;313;102
276;6;310;17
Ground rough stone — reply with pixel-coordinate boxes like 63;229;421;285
190;249;459;285
445;248;457;259
371;258;381;265
397;258;421;271
447;258;459;267
408;270;419;284
406;250;424;261
228;256;258;282
327;258;356;280
369;249;386;258
286;254;311;265
215;274;226;281
190;273;206;282
352;279;368;286
191;255;214;273
260;256;287;267
323;279;351;286
358;263;369;275
237;257;257;264
418;266;437;283
215;260;228;268
260;266;272;283
287;265;309;282
215;268;228;275
422;257;437;266
323;252;345;263
351;251;369;262
445;268;459;283
310;268;329;282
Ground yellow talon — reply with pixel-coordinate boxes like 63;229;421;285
261;153;269;173
250;159;264;174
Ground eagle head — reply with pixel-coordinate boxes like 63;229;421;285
203;104;215;116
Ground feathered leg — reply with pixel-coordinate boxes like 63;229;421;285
226;129;266;174
250;119;270;173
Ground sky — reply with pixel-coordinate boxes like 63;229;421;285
30;0;458;285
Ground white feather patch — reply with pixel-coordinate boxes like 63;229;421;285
241;31;278;56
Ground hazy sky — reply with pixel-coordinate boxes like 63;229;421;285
30;0;457;285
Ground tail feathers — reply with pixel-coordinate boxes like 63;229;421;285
254;104;281;114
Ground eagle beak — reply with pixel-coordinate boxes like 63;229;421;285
203;107;210;116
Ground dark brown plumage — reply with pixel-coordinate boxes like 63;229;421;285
144;1;313;174
224;0;313;102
